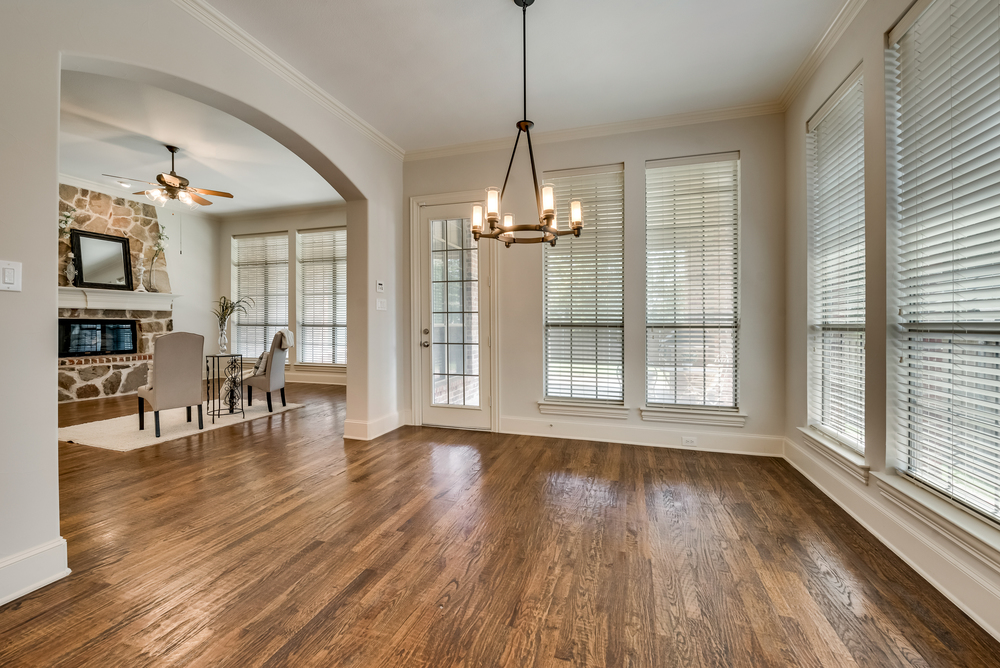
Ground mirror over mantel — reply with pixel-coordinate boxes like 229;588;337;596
70;230;133;291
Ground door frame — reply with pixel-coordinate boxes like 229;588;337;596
409;191;500;431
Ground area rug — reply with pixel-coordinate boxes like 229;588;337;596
59;402;302;451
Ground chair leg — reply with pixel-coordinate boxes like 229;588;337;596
247;386;252;406
154;411;161;438
186;406;192;423
197;404;204;430
266;392;273;412
280;387;286;407
138;397;144;431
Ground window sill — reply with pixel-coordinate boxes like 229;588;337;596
872;471;1000;575
641;406;746;427
797;427;869;484
537;400;629;419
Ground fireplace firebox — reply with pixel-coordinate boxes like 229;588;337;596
59;318;138;358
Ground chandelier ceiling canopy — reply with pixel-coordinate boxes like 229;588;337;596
472;0;584;248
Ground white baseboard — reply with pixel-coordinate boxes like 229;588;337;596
0;538;70;607
500;415;784;457
344;412;402;441
783;437;1000;644
285;371;347;386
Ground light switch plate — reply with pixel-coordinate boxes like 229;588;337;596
376;298;387;311
0;260;22;292
376;280;385;293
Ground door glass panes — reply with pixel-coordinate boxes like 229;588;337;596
431;218;480;406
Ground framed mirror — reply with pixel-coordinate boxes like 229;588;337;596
70;230;134;291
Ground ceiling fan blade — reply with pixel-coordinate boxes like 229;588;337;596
188;187;234;198
103;174;159;186
189;192;213;206
132;191;150;196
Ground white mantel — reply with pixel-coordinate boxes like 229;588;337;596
58;287;179;311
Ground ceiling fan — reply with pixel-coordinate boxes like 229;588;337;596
102;144;233;207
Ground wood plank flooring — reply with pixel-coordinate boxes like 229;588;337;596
1;383;998;666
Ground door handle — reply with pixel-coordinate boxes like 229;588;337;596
421;341;430;347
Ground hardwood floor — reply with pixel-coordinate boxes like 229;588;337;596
1;383;997;666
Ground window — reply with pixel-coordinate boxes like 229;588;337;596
232;234;288;358
806;70;865;452
542;165;625;402
297;228;347;365
645;154;739;408
888;0;1000;522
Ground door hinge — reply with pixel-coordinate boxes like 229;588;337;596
488;276;491;288
487;335;491;347
489;395;492;407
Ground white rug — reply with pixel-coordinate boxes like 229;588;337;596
59;402;302;451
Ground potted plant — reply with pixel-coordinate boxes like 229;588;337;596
212;296;254;354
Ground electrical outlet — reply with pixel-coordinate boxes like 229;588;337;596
682;436;696;447
376;280;385;293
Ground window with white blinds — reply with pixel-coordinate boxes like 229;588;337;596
297;228;347;365
806;72;865;452
232;234;288;358
646;155;739;408
542;165;625;402
888;0;1000;522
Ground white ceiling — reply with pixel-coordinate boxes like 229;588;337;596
205;0;847;151
59;71;343;215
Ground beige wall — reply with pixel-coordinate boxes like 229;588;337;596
217;205;348;385
783;0;1000;640
404;113;787;453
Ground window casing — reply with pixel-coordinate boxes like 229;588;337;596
542;166;625;403
807;72;866;452
645;155;740;409
888;0;1000;523
232;234;289;358
297;228;347;365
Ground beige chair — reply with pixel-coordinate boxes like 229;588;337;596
246;332;287;412
138;332;205;437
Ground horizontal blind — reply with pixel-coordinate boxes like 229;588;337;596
889;0;1000;522
646;156;739;408
233;234;288;358
807;74;866;452
298;229;347;365
542;166;625;402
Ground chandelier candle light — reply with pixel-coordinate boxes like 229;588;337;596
472;0;584;248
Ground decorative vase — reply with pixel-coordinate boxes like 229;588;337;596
64;252;77;285
218;318;229;354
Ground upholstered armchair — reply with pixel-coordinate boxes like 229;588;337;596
137;332;205;437
246;332;287;412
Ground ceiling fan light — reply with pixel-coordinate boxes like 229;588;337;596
178;191;193;205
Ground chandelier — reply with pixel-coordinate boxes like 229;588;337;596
472;0;583;248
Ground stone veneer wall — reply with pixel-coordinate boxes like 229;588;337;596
58;184;171;293
56;309;172;403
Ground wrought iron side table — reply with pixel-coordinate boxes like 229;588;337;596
206;353;244;423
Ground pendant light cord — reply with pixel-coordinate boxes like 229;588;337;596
523;1;527;120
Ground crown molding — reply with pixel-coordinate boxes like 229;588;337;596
778;0;868;110
170;0;405;162
403;101;783;163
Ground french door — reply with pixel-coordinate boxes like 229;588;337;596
417;203;491;429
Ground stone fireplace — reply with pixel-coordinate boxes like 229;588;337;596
57;184;179;403
57;306;174;402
